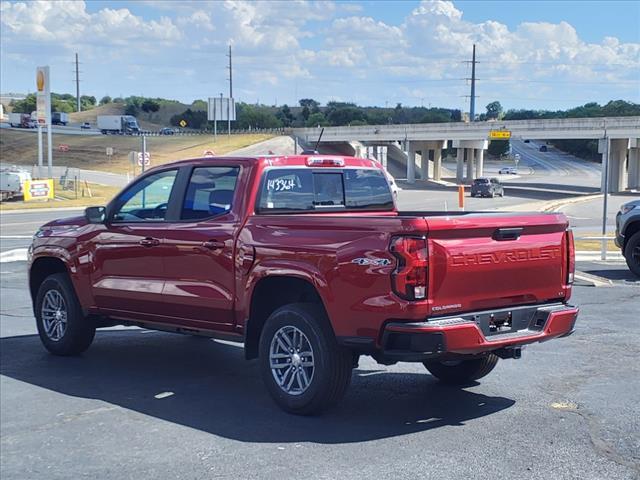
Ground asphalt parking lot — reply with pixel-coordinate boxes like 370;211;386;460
1;261;639;479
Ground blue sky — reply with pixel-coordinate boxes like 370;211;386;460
1;0;638;112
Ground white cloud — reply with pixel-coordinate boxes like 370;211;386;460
0;0;637;108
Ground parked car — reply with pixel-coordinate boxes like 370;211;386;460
80;122;91;130
539;145;548;152
470;177;504;197
615;199;640;277
524;139;530;143
28;154;577;415
498;167;518;175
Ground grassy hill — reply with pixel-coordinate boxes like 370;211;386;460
0;128;273;174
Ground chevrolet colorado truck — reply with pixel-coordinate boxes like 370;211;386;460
28;154;578;414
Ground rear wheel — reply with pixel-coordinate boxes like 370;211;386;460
35;273;95;356
423;354;499;385
624;231;640;277
259;303;352;415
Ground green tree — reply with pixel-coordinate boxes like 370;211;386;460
11;94;37;113
276;104;295;126
141;99;160;119
485;101;503;120
299;98;320;114
305;112;329;127
235;103;282;129
100;96;112;105
488;140;510;157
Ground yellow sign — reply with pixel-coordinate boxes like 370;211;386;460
24;179;54;201
489;130;511;140
36;70;45;91
179;119;187;128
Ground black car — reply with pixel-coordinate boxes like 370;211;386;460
470;177;504;198
615;199;640;277
539;145;548;152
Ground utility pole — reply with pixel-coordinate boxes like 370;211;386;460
469;44;476;122
227;44;233;136
75;53;81;112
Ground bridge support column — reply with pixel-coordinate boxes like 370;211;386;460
453;139;488;184
608;139;629;193
456;148;464;183
420;149;430;181
433;147;442;181
407;142;416;184
628;139;640;190
466;149;474;183
475;148;484;178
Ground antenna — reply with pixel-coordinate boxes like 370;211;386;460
314;127;324;151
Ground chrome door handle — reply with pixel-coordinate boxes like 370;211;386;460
139;237;160;247
202;240;225;250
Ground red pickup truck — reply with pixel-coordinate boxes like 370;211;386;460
29;154;578;414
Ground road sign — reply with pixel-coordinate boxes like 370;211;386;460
207;97;236;121
489;130;511;140
106;147;114;156
24;179;54;201
36;66;51;126
137;151;151;167
58;144;69;152
203;150;215;157
179;119;187;128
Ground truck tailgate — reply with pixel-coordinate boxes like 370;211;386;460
425;212;570;315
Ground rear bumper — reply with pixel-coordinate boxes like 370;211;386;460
381;303;578;361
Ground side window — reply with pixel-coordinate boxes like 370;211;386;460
112;169;177;222
259;169;314;211
181;166;240;220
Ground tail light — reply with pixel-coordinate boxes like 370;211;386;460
390;236;428;300
565;229;575;284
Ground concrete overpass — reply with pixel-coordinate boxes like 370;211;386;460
292;116;640;192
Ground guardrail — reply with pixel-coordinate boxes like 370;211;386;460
114;127;287;137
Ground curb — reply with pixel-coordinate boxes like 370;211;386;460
0;248;28;263
574;271;613;287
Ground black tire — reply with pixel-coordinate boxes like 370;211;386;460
423;354;499;385
35;273;95;356
624;231;640;277
259;303;352;415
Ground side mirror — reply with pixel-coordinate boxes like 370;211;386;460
85;206;106;224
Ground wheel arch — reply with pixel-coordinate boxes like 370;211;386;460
623;219;640;251
244;275;332;360
29;256;71;311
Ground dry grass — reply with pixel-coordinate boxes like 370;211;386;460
0;183;120;211
0;129;274;174
573;232;618;252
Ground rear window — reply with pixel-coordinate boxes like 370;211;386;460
474;178;489;184
258;168;393;212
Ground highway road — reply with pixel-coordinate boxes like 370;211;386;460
0;122;100;136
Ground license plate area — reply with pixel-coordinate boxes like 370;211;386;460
472;307;544;337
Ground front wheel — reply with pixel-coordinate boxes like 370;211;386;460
259;303;352;415
35;273;95;356
624;231;640;277
423;354;499;385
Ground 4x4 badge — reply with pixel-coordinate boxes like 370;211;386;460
351;257;391;266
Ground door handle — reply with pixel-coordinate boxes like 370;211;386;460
139;237;160;247
493;228;523;241
202;240;225;250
